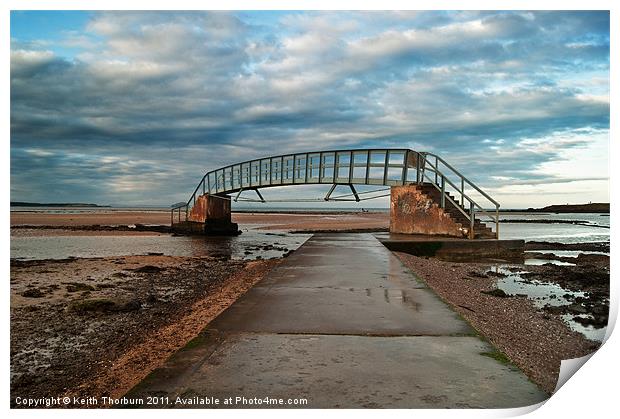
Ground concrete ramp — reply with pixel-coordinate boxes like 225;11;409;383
126;234;548;408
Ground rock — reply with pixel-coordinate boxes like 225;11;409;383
481;288;509;298
576;253;609;265
68;298;141;314
591;304;608;315
542;305;565;315
573;315;608;328
486;271;507;278
567;303;588;314
132;265;164;273
65;283;96;292
21;288;45;298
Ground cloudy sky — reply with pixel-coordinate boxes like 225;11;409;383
10;10;609;208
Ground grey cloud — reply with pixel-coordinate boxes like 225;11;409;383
10;11;609;206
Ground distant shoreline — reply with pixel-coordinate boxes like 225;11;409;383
502;203;609;214
11;202;111;208
10;202;609;214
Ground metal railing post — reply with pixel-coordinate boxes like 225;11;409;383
434;155;438;185
470;201;475;239
496;206;500;239
440;176;445;208
461;178;464;207
415;152;420;184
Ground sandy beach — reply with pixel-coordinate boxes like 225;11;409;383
11;210;389;231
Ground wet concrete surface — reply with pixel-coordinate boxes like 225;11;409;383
126;233;548;408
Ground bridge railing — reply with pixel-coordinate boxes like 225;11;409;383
171;148;499;239
171;148;418;218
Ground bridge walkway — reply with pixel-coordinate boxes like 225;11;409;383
126;233;547;408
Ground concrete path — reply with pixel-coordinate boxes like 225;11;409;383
126;233;548;408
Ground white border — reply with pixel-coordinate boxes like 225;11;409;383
3;2;616;418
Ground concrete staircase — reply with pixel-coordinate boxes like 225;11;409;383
418;183;496;239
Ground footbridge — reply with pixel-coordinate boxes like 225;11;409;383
171;148;500;239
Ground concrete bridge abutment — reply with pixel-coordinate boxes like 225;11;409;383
175;193;239;235
389;184;468;238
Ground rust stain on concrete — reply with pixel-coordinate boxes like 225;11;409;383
390;185;467;237
188;195;208;223
188;194;232;224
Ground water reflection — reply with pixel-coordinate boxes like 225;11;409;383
11;229;312;261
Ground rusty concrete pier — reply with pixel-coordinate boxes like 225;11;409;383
125;233;547;408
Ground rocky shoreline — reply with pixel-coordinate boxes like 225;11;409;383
525;241;609;252
499;219;609;228
395;251;608;394
11;223;173;233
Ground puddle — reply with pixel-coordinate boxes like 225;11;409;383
561;315;607;342
489;266;604;342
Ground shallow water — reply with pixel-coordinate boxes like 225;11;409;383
526;250;609;258
479;213;610;243
10;226;312;261
491;266;605;342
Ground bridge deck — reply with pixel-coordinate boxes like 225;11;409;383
126;234;547;408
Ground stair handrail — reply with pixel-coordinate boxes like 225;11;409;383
421;152;499;207
418;152;499;239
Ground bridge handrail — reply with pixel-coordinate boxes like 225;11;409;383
181;147;413;207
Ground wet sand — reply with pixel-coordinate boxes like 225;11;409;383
11;211;172;227
11;210;389;232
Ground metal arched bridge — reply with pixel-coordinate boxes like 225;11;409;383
171;148;500;238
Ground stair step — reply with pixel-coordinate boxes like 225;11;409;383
415;183;496;238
